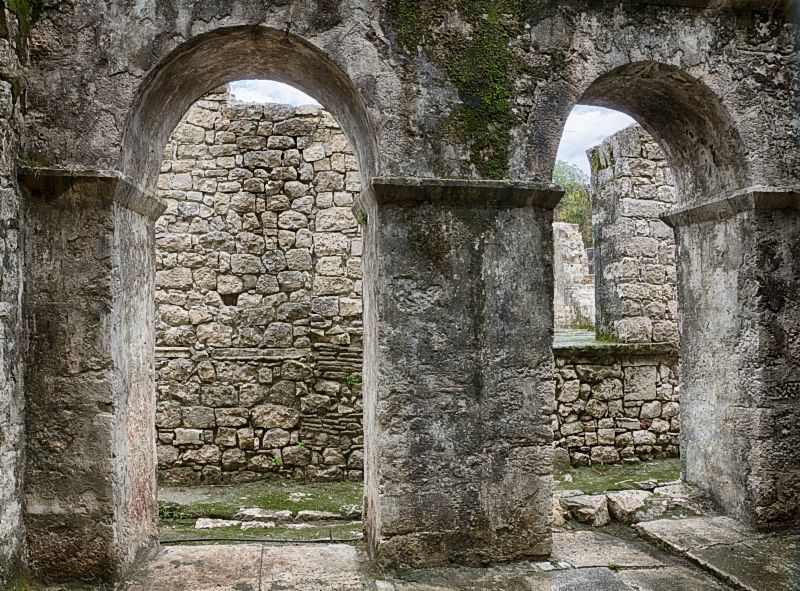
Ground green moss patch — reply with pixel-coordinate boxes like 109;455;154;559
6;0;43;41
387;0;557;178
555;458;680;495
159;520;362;544
158;479;363;520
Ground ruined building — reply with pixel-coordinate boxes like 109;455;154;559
0;0;797;586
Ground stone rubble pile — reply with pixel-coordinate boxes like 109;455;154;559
554;481;715;528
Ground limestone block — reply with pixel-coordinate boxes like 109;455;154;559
624;366;657;401
156;267;193;289
174;428;203;445
632;430;657;445
661;401;679;418
590;446;619;464
215;408;249;427
558;380;580;403
314;232;350;255
252;404;300;430
230;254;264;274
640;401;662;419
285;248;312;270
339;297;362;317
316;207;356;231
282;445;311;466
222;448;247;470
560;494;610;526
606;490;653;524
311;296;339;316
313;171;344;192
262;429;291;449
243;150;282;168
182;406;216;428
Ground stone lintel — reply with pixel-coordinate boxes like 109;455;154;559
370;176;563;209
18;166;166;220
662;186;800;228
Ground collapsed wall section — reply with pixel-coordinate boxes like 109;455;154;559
552;343;679;466
154;88;364;483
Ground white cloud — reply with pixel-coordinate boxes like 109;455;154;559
229;80;320;106
555;106;636;176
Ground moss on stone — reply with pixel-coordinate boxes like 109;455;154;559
555;458;681;495
158;479;363;519
159;520;362;544
589;148;602;175
387;0;547;178
6;0;43;40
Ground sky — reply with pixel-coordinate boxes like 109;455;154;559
230;80;636;177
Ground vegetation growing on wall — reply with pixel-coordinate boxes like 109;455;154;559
553;161;592;246
6;0;43;41
387;0;556;179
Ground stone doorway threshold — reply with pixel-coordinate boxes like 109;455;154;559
117;530;737;591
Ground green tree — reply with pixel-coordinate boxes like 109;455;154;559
553;160;592;247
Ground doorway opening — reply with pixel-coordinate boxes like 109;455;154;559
153;80;365;543
550;105;680;478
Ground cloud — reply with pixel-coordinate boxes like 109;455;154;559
555;106;636;176
229;80;320;106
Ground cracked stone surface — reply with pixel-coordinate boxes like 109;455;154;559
636;516;800;591
120;531;737;590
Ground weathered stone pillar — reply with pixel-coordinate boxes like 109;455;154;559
665;188;800;528
21;169;164;582
360;178;561;566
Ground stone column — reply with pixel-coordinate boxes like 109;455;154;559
360;177;561;567
21;169;164;582
664;188;800;528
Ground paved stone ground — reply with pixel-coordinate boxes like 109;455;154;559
637;516;800;591
120;531;734;590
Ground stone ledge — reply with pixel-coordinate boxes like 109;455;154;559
155;346;312;360
370;176;563;209
662;186;800;227
553;341;678;360
17;166;166;220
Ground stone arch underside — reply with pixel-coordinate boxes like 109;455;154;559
578;61;749;205
121;25;379;200
554;60;800;529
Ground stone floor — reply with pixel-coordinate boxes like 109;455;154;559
120;530;736;591
638;516;800;591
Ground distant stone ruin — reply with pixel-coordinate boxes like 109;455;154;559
553;222;595;330
589;126;678;343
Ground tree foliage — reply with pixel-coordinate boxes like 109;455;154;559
553;160;592;247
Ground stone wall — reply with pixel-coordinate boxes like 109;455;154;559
552;343;679;466
0;8;26;586
588;126;678;344
154;89;364;484
553;222;594;329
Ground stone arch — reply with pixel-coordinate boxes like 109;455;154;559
575;61;749;204
119;25;379;199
